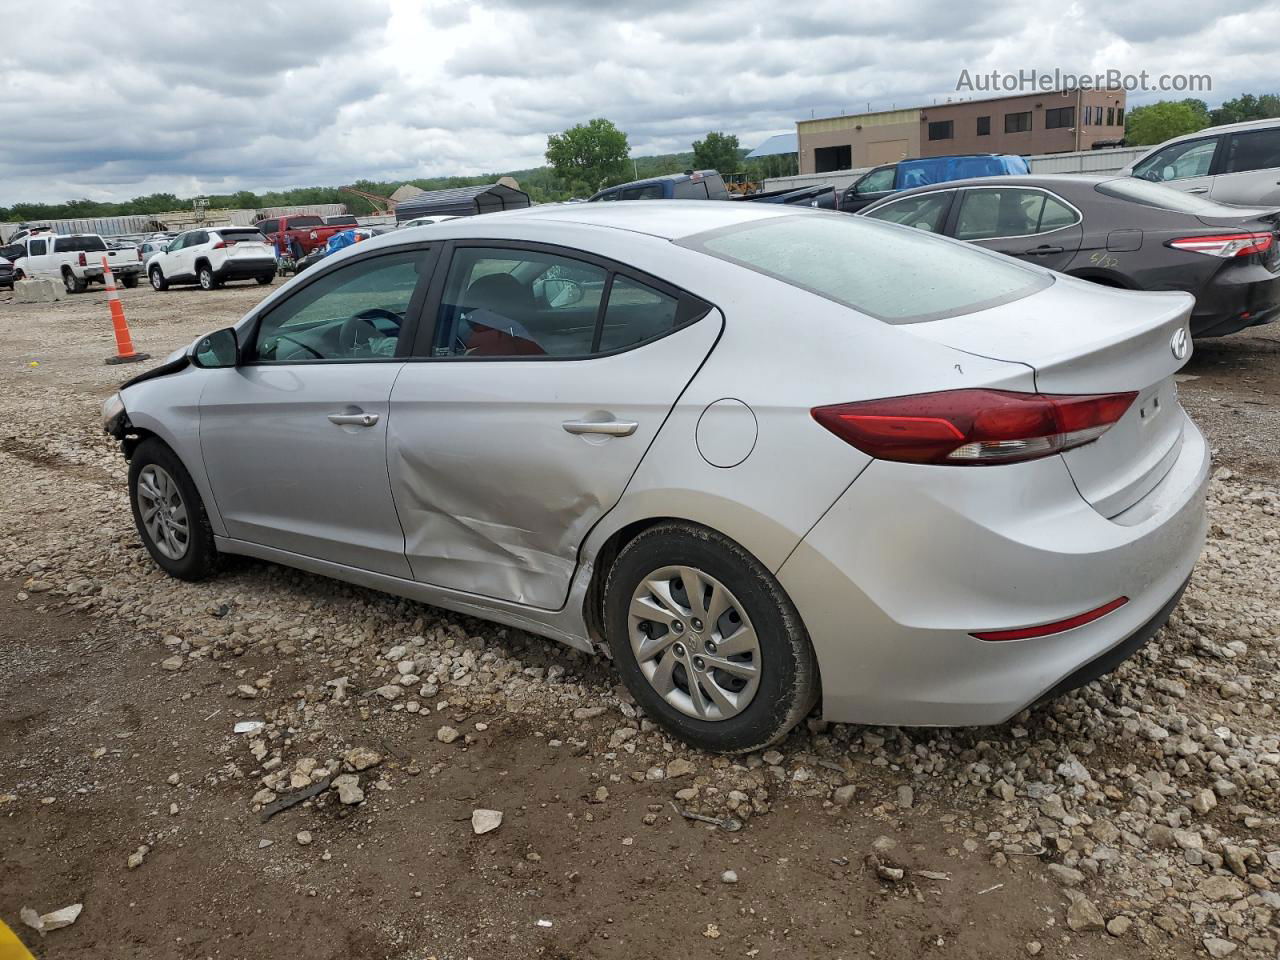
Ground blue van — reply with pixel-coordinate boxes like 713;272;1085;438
842;154;1030;211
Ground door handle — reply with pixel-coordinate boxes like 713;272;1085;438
1186;187;1209;194
1026;245;1064;255
328;412;379;427
562;418;638;437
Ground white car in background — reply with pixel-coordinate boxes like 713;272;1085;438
148;227;276;291
398;215;461;229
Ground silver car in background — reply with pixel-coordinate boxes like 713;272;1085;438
103;203;1208;752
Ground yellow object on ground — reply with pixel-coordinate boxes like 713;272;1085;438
0;919;36;960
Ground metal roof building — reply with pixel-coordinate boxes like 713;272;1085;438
394;182;531;222
745;133;799;159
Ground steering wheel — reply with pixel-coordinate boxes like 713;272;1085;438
338;308;400;353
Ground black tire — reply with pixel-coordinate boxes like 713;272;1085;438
604;522;819;753
128;437;218;582
197;264;217;290
121;273;139;289
63;270;86;294
149;266;168;291
256;274;273;285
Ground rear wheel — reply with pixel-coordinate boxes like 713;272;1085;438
604;522;819;753
197;265;217;290
63;270;86;294
128;438;218;581
256;274;273;286
149;266;168;291
121;273;139;289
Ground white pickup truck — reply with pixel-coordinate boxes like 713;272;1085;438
0;231;144;294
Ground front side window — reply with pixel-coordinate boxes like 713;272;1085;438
252;250;428;362
856;166;895;194
1005;111;1032;133
1224;129;1280;175
927;120;954;141
1132;138;1218;182
863;191;953;233
681;213;1049;325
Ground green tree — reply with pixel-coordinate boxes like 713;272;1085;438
1210;92;1280;126
1124;100;1210;145
545;118;630;194
691;131;742;175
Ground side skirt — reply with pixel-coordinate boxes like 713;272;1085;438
213;536;597;654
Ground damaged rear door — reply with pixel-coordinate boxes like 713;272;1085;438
387;240;721;610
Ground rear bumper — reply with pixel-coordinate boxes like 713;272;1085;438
214;258;275;281
779;409;1209;727
1191;265;1280;337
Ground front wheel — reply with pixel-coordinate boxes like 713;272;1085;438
149;266;168;291
604;522;819;753
128;438;218;581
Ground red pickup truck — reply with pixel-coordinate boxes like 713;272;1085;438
253;215;346;259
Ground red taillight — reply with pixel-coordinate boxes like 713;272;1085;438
212;240;227;250
812;389;1137;466
137;248;143;261
971;597;1129;641
78;252;87;267
1168;232;1274;258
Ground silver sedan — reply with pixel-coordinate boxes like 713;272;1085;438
103;202;1208;752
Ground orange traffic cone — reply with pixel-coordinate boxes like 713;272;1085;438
102;256;149;365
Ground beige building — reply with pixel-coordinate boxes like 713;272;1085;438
798;88;1127;175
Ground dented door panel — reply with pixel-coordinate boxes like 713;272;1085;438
386;313;723;609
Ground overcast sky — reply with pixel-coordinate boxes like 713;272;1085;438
2;0;1276;205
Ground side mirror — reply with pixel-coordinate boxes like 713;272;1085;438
542;278;585;308
191;328;239;369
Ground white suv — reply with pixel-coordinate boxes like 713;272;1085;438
148;227;276;291
1122;117;1280;206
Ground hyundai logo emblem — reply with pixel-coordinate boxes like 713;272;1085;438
1170;327;1189;361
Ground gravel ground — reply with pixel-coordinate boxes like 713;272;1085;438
0;282;1277;960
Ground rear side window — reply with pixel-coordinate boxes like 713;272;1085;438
54;235;107;252
1224;129;1280;174
620;183;666;200
599;277;679;352
954;189;1069;240
680;213;1050;324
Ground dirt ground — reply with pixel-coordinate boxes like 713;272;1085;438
0;280;1275;960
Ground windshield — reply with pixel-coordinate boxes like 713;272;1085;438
1097;178;1272;217
678;213;1050;324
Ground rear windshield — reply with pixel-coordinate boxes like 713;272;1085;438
325;215;358;226
679;213;1050;324
53;235;107;252
217;229;266;243
287;216;324;228
1096;178;1258;216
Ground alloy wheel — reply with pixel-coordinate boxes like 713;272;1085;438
627;565;761;721
136;464;190;560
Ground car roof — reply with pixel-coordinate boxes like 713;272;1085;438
867;174;1116;199
1141;116;1280;151
462;199;797;240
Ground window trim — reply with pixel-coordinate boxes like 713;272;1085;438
861;188;959;233
409;238;713;363
1004;110;1032;134
950;185;1083;242
240;242;441;366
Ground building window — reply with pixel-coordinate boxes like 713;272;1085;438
1004;111;1032;134
976;115;991;136
1117;106;1125;125
927;120;954;141
1045;107;1075;129
814;144;852;173
1106;107;1114;126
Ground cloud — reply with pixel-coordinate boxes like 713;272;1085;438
0;0;1273;205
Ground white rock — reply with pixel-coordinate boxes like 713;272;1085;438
472;808;503;834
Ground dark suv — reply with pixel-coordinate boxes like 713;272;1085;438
590;170;729;201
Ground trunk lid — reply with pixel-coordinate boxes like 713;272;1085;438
906;277;1194;517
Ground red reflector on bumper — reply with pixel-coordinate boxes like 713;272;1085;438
971;597;1129;642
